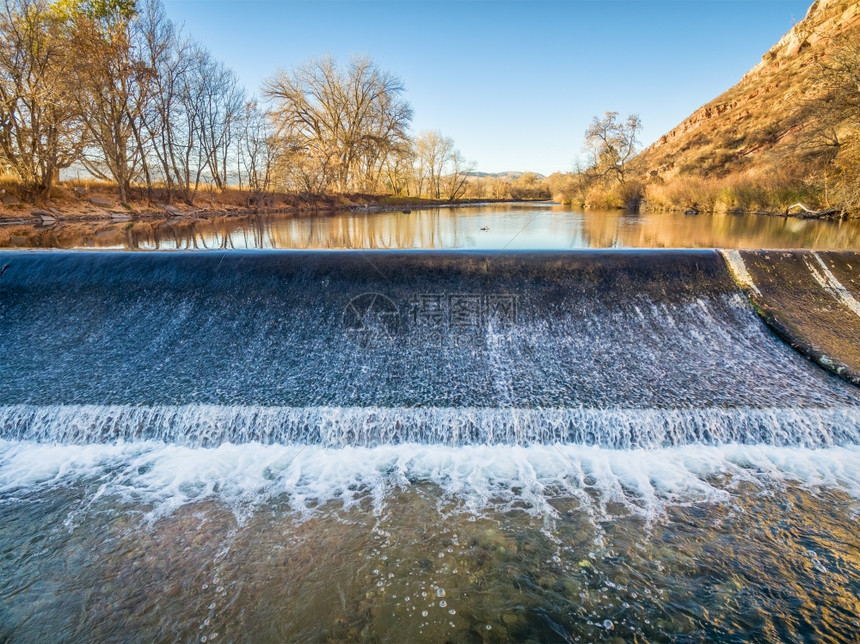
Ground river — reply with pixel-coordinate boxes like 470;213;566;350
2;202;860;250
0;206;858;642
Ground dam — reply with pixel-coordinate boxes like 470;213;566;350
2;250;858;446
1;234;859;641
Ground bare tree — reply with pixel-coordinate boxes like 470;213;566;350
0;0;81;196
0;0;253;203
584;111;641;185
810;36;860;211
139;31;225;203
197;56;244;190
381;139;413;196
237;99;275;197
264;55;412;194
171;44;213;202
412;130;473;200
64;0;148;203
442;149;474;201
413;130;451;198
136;3;195;201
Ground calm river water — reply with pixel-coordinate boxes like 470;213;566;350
0;205;859;643
2;202;860;250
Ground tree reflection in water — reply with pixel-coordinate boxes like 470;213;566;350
2;204;860;250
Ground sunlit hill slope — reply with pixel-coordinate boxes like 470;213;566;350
636;0;860;215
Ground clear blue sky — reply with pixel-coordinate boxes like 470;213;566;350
162;0;812;176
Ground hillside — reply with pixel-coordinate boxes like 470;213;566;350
635;0;860;214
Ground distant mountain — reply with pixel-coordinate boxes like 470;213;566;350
635;0;860;182
466;171;546;181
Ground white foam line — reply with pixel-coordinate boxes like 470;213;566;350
1;442;859;527
721;249;761;296
809;252;860;319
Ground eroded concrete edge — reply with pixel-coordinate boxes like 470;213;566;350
806;253;860;318
718;249;860;387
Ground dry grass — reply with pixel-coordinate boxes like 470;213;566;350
643;169;822;214
0;174;503;221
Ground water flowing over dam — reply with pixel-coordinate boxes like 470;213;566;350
1;249;858;448
1;243;859;643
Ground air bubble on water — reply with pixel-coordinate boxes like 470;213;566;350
623;602;630;608
421;592;427;597
200;638;206;643
485;625;492;630
422;611;428;617
438;552;444;558
388;573;394;579
604;620;613;630
439;600;447;608
216;586;223;593
210;634;218;640
377;581;384;587
208;603;215;610
373;569;379;575
449;609;456;615
203;619;210;627
447;547;453;553
436;588;446;597
202;584;208;590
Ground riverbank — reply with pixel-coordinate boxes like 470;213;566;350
0;181;537;225
550;166;858;220
638;203;853;220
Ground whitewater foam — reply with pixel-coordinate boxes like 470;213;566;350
1;440;858;526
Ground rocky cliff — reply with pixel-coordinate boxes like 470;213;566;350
636;0;860;180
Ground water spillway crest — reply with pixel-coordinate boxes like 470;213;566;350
0;248;858;514
1;250;857;443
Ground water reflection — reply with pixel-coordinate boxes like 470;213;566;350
2;203;859;250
